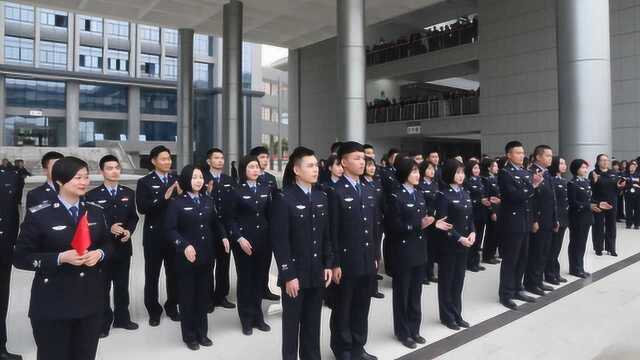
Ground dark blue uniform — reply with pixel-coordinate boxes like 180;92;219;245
589;169;621;254
623;172;640;228
498;162;534;301
14;200;113;360
0;168;19;353
258;171;278;298
203;170;236;308
221;181;272;331
464;175;487;270
86;184;139;333
166;193;224;344
545;175;569;283
363;175;385;295
568;177;594;275
481;174;501;262
329;177;378;360
386;186;427;341
26;182;58;208
417;178;439;282
379;165;399;277
135;171;180;322
434;186;474;326
270;184;333;360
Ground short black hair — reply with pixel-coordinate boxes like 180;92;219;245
150;145;171;159
386;148;400;159
570;159;588;176
548;156;563;175
418;160;435;179
41;151;64;169
178;165;204;193
427;149;439;157
337;141;364;160
363;144;374;151
52;156;88;188
249;146;269;157
239;155;260;183
330;142;343;154
441;159;464;185
533;144;552;158
206;147;224;159
395;157;418;183
465;159;480;178
283;146;316;187
99;155;119;170
326;154;340;169
505;140;523;154
480;157;497;177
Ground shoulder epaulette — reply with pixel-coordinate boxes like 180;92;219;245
29;202;51;213
85;201;104;209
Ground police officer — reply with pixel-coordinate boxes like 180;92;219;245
589;154;626;256
498;141;543;310
14;157;113;360
86;155;139;337
480;158;501;264
568;159;598;278
270;147;333;360
14;159;31;206
623;160;640;229
136;145;181;326
0;163;21;360
26;151;64;208
417;160;439;284
363;156;385;299
329;141;378;360
221;155;272;335
203;148;236;311
464;159;489;272
545;156;569;285
524;145;558;296
434;159;475;330
166;165;227;350
249;146;280;302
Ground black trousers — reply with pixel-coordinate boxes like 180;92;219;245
466;219;485;269
232;245;265;328
524;230;552;289
0;263;10;350
592;207;617;252
625;194;640;227
545;226;567;281
31;312;102;360
569;221;591;274
281;286;323;360
438;250;467;324
617;193;625;220
103;257;132;331
482;216;499;261
177;261;209;343
259;245;273;295
425;227;438;280
210;246;231;304
330;274;373;359
499;232;529;300
143;245;178;319
392;265;424;340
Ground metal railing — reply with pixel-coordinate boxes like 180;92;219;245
366;97;479;124
366;23;478;66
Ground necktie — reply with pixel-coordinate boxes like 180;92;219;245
162;176;168;186
411;191;416;202
307;191;312;202
250;185;256;193
194;197;200;206
70;205;79;223
110;188;116;198
355;182;362;197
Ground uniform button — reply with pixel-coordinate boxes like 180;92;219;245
364;230;368;234
313;227;316;231
465;216;469;219
80;272;85;277
44;278;49;283
363;217;367;221
402;240;406;244
256;212;260;216
419;236;423;239
256;225;260;229
149;225;153;229
313;241;317;244
200;224;204;228
313;253;317;257
362;205;365;209
312;214;316;218
199;213;202;216
202;236;205;239
365;242;369;246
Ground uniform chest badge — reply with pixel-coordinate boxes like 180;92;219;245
121;197;129;202
296;205;306;209
52;225;67;230
98;200;107;204
152;185;160;189
344;198;354;202
242;195;251;199
406;203;414;208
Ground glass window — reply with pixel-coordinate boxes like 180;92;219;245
194;62;210;88
5;36;33;65
39;41;67;69
163;56;177;81
140;88;177;115
261;134;270;148
40;9;67;27
194;34;210;56
6;78;65;109
139;53;159;78
80;118;128;146
5;3;33;23
106;20;128;38
140;25;159;42
79;84;128;112
261;106;271;121
164;29;177;46
107;49;129;74
242;42;252;89
79;46;103;71
281;112;289;124
4;115;65;146
79;15;102;33
140;121;177;141
263;80;271;95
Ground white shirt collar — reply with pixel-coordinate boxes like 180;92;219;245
57;196;79;211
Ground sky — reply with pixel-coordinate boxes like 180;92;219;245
261;44;288;66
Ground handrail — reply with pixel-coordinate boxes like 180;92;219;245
366;97;479;124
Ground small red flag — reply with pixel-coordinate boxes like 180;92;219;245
71;213;91;255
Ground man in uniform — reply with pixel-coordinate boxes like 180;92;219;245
26;151;64;208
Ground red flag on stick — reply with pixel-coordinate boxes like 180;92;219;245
71;213;91;255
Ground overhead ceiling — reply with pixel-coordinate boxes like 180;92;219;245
23;0;447;49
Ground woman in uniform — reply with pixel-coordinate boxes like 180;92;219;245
589;154;626;256
434;159;475;331
14;156;113;360
417;161;439;284
623;160;640;229
480;158;501;264
568;159;599;278
363;156;385;299
545;157;569;285
464;160;488;272
165;165;228;350
222;155;272;335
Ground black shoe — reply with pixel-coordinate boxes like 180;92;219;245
376;274;384;280
429;276;438;283
372;292;385;299
186;341;200;351
99;330;109;338
401;338;417;349
113;320;139;330
515;292;536;303
263;291;280;301
442;321;460;330
583;271;591;277
634;226;639;230
215;298;236;309
0;349;23;360
207;303;215;313
360;350;378;360
167;312;181;322
483;258;500;264
610;251;618;257
525;287;545;296
336;352;352;360
198;336;213;347
478;265;486;271
412;335;426;344
467;266;480;272
254;322;271;332
456;319;470;328
422;278;431;285
544;277;560;285
540;284;554;291
626;224;632;229
557;276;568;283
500;298;518;310
595;251;603;256
149;317;160;327
570;271;586;278
242;325;253;335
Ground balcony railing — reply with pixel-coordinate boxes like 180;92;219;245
367;97;479;124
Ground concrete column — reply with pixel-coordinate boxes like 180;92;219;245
222;0;243;169
102;21;108;74
556;0;612;161
129;24;137;77
0;76;5;146
177;28;194;168
288;48;300;149
66;81;80;147
34;8;41;67
128;86;140;142
66;13;74;72
0;5;5;62
337;0;366;143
